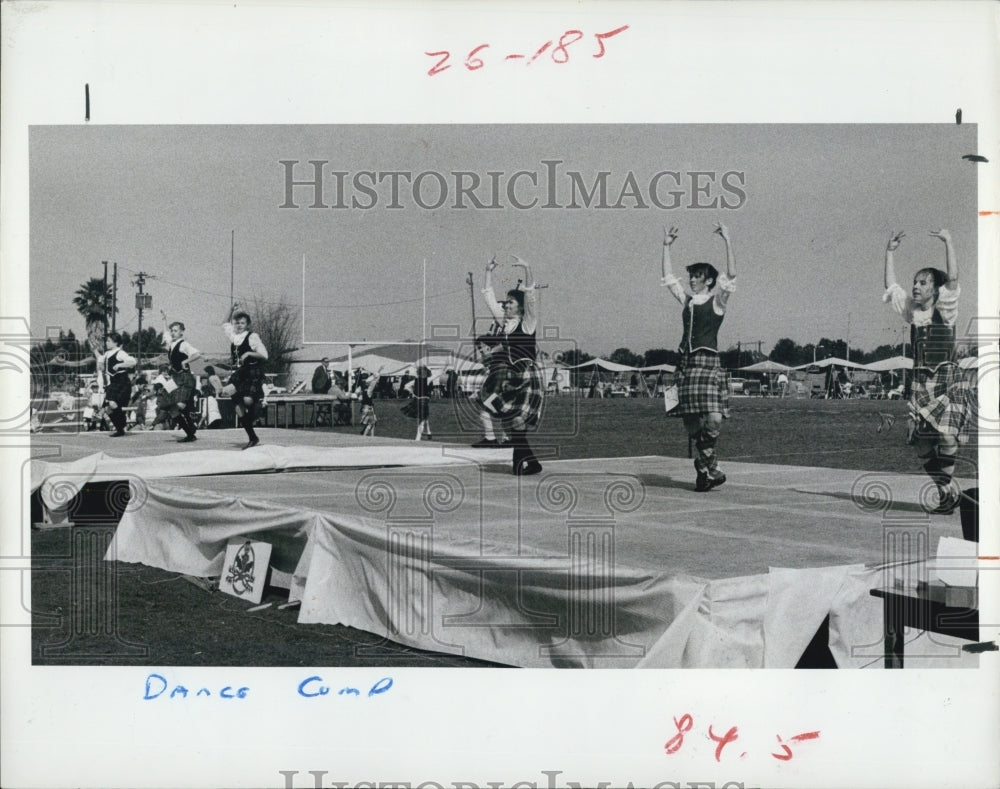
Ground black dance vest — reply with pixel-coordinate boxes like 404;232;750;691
680;296;724;354
911;307;956;369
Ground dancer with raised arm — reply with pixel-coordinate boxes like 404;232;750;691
161;310;202;442
883;229;969;513
480;255;544;475
660;223;737;491
359;367;383;437
99;331;137;437
224;303;269;449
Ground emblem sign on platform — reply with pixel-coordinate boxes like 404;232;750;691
219;539;273;605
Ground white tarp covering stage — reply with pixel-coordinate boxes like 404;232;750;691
100;455;972;669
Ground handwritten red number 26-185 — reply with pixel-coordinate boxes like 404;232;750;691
425;25;629;76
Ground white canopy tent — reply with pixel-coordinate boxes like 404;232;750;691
865;356;913;371
737;360;793;373
793;356;871;371
566;358;675;397
736;359;794;396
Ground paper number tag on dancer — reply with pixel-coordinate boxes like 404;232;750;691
219;539;273;605
663;384;679;413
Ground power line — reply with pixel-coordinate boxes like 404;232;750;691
117;265;463;308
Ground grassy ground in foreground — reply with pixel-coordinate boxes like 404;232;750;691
31;394;979;666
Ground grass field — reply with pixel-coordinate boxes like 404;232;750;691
31;394;979;667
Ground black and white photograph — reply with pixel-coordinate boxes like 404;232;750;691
2;3;998;789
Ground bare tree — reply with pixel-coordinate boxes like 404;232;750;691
248;294;300;382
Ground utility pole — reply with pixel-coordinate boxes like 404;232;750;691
111;262;118;332
846;312;852;361
466;272;476;336
102;261;109;340
133;272;155;368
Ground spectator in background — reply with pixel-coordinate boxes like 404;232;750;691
777;371;789;398
204;365;224;396
329;373;355;426
312;357;332;394
150;382;174;430
201;365;224;429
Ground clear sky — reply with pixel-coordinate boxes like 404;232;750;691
30;123;978;357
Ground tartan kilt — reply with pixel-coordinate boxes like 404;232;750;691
676;351;729;417
170;369;197;408
909;362;973;442
104;376;132;410
229;365;265;405
479;359;544;431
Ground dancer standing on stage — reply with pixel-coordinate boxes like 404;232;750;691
883;229;969;513
481;255;544;475
161;311;202;442
659;223;737;491
99;332;137;437
224;303;269;449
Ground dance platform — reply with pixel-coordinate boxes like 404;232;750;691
30;429;978;668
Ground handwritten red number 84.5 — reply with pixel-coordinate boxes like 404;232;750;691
425;25;629;76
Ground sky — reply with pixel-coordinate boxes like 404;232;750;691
30;123;979;358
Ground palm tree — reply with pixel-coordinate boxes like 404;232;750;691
72;277;113;360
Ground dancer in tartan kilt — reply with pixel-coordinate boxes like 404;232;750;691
224;303;269;449
660;223;737;491
161;311;202;442
883;229;970;514
481;255;544;475
99;332;137;437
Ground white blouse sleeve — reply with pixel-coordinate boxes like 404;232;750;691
882;282;914;324
713;274;736;315
481;286;506;322
934;283;961;326
660;273;686;304
520;286;538;335
249;333;269;359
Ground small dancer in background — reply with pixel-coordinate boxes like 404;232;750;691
99;332;137;437
402;365;437;440
659;223;737;491
883;229;970;513
224;303;269;449
358;367;383;437
161;311;202;442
